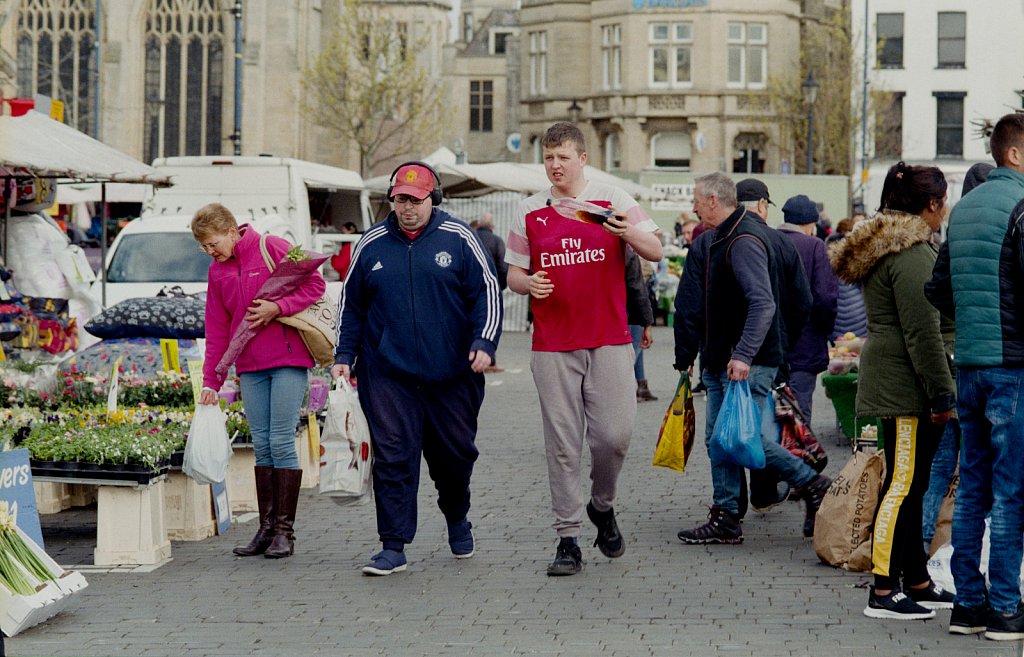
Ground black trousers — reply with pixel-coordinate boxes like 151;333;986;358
871;415;944;589
356;363;483;550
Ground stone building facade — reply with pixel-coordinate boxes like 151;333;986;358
3;0;833;179
0;0;451;175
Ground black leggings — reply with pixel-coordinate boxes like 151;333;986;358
871;416;943;590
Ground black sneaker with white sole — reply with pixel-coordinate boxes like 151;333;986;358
986;602;1024;641
905;581;955;609
949;603;988;635
863;589;936;620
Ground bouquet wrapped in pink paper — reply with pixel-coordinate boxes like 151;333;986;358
215;245;328;378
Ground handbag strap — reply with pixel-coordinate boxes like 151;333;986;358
258;233;276;272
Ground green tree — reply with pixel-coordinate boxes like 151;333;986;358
301;0;448;176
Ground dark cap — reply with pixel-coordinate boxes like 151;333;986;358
736;179;775;206
781;195;819;225
963;163;995;196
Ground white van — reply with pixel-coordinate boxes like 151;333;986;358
96;213;297;307
94;156;371;306
144;155;373;244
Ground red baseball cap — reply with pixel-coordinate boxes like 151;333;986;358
391;164;436;200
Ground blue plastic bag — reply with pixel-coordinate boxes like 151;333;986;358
709;379;766;469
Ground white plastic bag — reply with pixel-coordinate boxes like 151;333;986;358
319;379;372;505
182;404;232;485
927;520;1024;596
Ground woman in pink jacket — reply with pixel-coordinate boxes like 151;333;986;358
192;203;326;559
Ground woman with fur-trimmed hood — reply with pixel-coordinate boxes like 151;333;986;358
830;162;956;621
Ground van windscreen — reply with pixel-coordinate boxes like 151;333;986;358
107;233;212;283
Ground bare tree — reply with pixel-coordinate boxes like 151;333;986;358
301;0;448;177
769;7;856;176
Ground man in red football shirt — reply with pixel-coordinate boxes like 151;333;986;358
506;122;662;576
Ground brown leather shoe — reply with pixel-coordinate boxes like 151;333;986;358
233;466;275;556
264;468;302;559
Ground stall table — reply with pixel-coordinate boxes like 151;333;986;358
34;475;171;566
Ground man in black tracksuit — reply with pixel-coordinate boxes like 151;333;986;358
333;163;503;576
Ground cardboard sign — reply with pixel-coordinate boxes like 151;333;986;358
0;449;44;548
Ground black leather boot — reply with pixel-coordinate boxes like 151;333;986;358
264;468;302;559
233;466;275;556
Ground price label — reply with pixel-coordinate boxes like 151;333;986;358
160;339;181;372
106;357;122;414
187;360;204;405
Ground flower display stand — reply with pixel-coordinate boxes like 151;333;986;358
33;482;72;515
163;471;216;541
93;478;171;566
66;484;98;508
225;446;257;513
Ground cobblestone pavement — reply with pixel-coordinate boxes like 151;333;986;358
13;329;1023;657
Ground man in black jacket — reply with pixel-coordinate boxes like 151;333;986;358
736;179;815;514
674;172;830;544
475;214;508;290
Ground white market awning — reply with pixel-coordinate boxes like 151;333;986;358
0;111;171;186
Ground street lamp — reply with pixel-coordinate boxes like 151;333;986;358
802;71;819;175
567;99;582;124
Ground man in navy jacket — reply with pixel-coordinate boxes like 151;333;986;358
332;163;503;576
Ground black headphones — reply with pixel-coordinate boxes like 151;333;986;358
387;160;443;206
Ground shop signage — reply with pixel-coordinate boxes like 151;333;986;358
0;449;44;548
631;0;708;9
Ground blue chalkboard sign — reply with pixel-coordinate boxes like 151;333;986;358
0;449;44;548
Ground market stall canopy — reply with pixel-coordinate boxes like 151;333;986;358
57;182;151;203
0;111;171;186
366;157;662;201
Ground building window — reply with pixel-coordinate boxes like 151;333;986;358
490;30;515;55
648;22;692;88
727;22;766;89
651;132;691;169
874;92;904;159
15;0;96;135
602;24;622;91
935;92;965;158
605;133;621;170
937;12;965;68
877;13;904;68
733;133;767;174
462;12;473;42
529;31;547;96
531;136;542;163
470;80;493;132
143;0;225;162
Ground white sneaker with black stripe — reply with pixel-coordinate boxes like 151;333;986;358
863;589;936;620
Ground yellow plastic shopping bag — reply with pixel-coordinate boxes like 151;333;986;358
653;375;696;472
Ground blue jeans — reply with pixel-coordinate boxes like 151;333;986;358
951;367;1024;615
629;325;645;380
239;366;308;469
921;418;959;544
704;365;817;515
788;370;818;424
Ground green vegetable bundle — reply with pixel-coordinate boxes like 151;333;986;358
0;502;57;597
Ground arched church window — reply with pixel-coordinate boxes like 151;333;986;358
16;0;96;135
144;0;225;162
